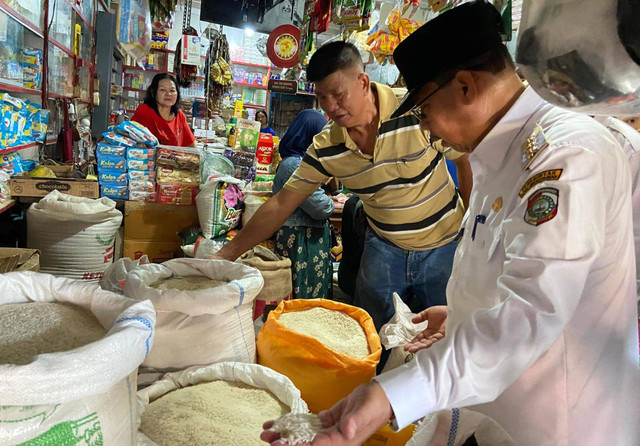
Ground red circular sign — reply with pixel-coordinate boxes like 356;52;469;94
267;24;301;68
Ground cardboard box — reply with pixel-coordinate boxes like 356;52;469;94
124;201;200;242
123;239;183;263
10;175;99;198
0;248;40;273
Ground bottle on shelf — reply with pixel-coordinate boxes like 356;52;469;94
228;125;236;148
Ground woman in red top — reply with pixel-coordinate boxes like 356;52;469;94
132;73;197;147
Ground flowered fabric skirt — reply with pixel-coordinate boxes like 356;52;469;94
275;224;332;299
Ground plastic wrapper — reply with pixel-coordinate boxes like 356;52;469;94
156;166;199;184
116;0;152;64
127;147;156;160
0;169;10;201
97;154;127;172
196;176;245;239
129;190;157;202
155;145;201;171
129;180;156;193
127;159;155;171
99;170;128;184
116;120;158;147
156;183;198;205
516;0;640;116
0;152;24;175
102;131;137;148
101;183;129;200
128;169;156;181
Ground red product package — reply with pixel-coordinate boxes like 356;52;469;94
156;183;199;206
256;133;274;174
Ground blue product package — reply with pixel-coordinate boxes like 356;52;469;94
128;169;156;181
98;170;128;184
97;153;127;171
127;147;156;160
97;142;127;157
100;183;129;200
102;131;137;147
127;159;155;170
116;120;158;147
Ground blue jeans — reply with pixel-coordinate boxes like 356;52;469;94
354;229;457;332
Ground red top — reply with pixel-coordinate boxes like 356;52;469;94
132;103;196;147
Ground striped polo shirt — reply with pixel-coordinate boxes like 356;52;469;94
283;82;465;251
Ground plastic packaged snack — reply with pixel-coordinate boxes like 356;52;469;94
116;121;158;147
155;145;201;171
128;169;157;181
97;154;127;172
129;190;157;202
100;183;129;200
156;166;200;184
129;180;156;193
97;143;127;157
102;131;137;148
98;170;128;184
127;159;155;170
126;147;156;160
156;183;199;205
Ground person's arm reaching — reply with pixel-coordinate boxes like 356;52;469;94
452;153;472;208
215;188;310;261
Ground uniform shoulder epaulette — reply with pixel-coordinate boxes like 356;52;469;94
521;125;550;170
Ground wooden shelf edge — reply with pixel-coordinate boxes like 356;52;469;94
231;60;271;69
235;82;268;89
0;199;16;215
0;2;44;37
0;81;41;95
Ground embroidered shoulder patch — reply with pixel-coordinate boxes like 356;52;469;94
519;169;563;197
525;187;559;226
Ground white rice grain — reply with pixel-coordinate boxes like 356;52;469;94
270;413;324;444
150;275;227;291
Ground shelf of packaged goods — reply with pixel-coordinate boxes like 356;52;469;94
123;65;175;75
0;2;44;38
235;82;268;89
123;86;146;93
150;47;175;53
48;92;74;100
244;103;267;109
0;81;41;95
0;137;53;154
49;37;75;57
0;199;16;215
76;98;92;104
231;60;270;69
182;96;206;101
69;1;94;31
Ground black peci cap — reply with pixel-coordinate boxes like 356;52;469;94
391;0;505;118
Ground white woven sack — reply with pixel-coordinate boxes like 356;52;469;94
379;292;429;373
0;271;156;446
26;190;123;281
124;258;264;371
136;362;309;446
195;175;245;239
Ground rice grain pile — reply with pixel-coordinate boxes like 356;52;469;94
0;302;106;365
269;413;323;444
278;307;370;359
150;275;228;291
140;380;289;446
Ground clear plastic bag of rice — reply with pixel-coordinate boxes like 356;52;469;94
136;362;308;446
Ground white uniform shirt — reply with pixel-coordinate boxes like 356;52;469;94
377;87;640;446
594;115;640;305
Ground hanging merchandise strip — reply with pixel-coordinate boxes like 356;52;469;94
174;0;198;87
205;31;233;116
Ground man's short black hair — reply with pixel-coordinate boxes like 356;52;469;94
307;41;364;82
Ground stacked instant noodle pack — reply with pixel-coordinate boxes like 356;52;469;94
98;121;158;201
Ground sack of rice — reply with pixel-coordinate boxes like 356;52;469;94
136;361;308;446
124;257;264;372
257;299;381;413
379;292;430;373
0;271;155;446
240;245;293;320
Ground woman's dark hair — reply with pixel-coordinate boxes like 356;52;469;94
144;73;181;117
307;41;364;82
255;110;268;121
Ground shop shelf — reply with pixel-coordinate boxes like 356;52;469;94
0;81;41;95
125;109;137;113
297;91;316;96
150;48;175;53
0;140;41;154
76;98;92;104
48;91;74;99
235;82;267;89
244;103;267;109
0;200;16;215
123;65;176;74
231;60;270;69
195;75;205;80
0;2;44;37
123;86;146;92
182;96;206;101
49;36;75;57
68;0;94;31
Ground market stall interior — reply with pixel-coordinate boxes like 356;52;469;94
1;0;639;445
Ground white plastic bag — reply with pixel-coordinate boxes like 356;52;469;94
379;292;429;373
100;255;150;293
195;175;245;239
0;271;155;446
124;258;264;371
136;362;309;445
27;190;123;281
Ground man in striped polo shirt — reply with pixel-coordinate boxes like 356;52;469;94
216;42;471;333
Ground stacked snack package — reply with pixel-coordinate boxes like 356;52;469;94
223;118;260;181
98;121;158;201
0;94;49;149
365;6;421;63
155;145;201;205
21;48;43;90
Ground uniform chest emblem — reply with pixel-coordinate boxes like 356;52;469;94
525;187;559;226
492;196;503;212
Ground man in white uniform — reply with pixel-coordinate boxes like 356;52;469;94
260;1;639;445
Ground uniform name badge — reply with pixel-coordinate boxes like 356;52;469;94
525;187;559;226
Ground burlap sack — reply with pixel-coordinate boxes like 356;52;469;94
241;246;292;320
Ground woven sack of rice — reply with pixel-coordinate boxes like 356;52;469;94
136;361;308;446
124;257;263;371
257;298;381;413
0;271;155;445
